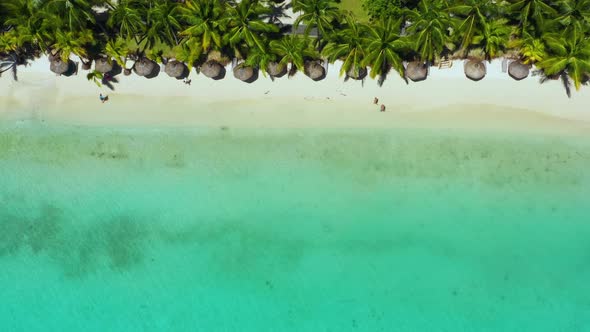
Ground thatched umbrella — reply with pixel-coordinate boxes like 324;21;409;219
267;61;287;78
405;61;428;82
95;57;113;73
201;60;223;78
81;60;92;70
346;66;367;80
464;59;486;81
508;60;530;81
233;64;255;82
50;58;69;75
165;60;187;78
134;58;157;77
304;61;325;81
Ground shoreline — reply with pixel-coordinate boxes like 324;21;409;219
1;56;590;137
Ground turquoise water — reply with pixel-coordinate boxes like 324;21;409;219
1;122;590;331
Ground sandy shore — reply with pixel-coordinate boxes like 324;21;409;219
1;56;590;136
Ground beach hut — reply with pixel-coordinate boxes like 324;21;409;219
233;64;256;82
95;57;114;74
201;60;223;79
508;60;530;81
346;66;367;80
464;59;486;81
134;58;158;77
267;61;287;78
50;58;70;75
304;61;325;81
405;61;428;82
165;60;187;79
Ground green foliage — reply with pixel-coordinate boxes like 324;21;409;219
270;35;318;76
178;0;225;54
448;0;499;54
1;0;590;96
506;0;557;36
293;0;341;44
86;70;104;87
405;0;453;62
362;0;403;21
361;17;410;85
555;0;590;31
509;32;546;64
536;25;590;92
322;12;367;77
107;0;145;42
244;44;277;76
104;36;132;68
51;29;94;62
44;0;96;31
471;18;512;60
222;0;278;57
145;0;182;48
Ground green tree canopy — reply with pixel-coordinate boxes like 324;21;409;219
405;0;453;63
536;25;590;94
361;17;409;85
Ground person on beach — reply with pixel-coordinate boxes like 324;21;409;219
380;104;386;112
373;97;379;104
99;93;109;103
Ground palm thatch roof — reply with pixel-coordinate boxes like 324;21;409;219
346;66;367;80
464;59;486;81
201;60;223;79
508;60;530;81
134;58;157;77
304;61;325;81
233;64;256;82
267;61;287;78
165;60;187;78
405;61;428;82
50;58;69;75
95;57;113;73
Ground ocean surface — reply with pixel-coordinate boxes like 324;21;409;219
1;121;589;331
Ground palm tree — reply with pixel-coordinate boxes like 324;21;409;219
107;0;145;43
173;40;203;71
506;0;557;35
554;0;590;31
51;28;94;63
535;25;590;96
86;70;104;87
321;12;367;79
105;36;137;75
222;0;278;58
44;0;96;32
144;0;182;49
270;35;318;77
361;17;410;85
244;44;277;77
509;31;546;64
405;0;453;64
292;0;340;46
0;53;19;81
471;18;512;60
447;0;498;55
2;0;51;51
178;0;226;54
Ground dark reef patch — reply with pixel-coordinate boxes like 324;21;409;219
0;204;152;278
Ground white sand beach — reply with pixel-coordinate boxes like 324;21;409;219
1;56;590;136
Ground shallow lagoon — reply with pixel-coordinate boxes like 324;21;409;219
1;122;589;331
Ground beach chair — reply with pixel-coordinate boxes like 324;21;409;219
438;59;453;69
